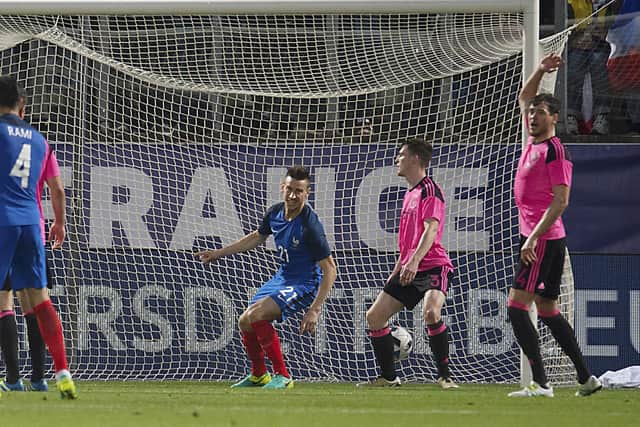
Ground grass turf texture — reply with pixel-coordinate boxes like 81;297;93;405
0;381;637;427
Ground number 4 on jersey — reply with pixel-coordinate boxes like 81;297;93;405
10;143;31;188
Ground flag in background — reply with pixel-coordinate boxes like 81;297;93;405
606;0;640;90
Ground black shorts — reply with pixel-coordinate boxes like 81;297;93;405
383;266;454;310
512;235;565;300
2;249;54;291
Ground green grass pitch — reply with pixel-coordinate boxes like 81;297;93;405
0;381;637;427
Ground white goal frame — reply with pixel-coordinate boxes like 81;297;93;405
0;0;543;386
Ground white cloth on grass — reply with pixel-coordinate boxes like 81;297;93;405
598;366;640;388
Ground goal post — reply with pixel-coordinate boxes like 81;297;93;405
0;0;538;15
0;0;579;385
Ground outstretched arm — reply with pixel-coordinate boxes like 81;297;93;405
519;53;563;114
300;255;337;334
195;231;268;264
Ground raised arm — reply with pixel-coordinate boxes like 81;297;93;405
519;53;563;114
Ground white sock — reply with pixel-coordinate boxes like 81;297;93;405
55;369;71;381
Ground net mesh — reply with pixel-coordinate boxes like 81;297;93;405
0;13;575;384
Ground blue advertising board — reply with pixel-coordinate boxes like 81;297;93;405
33;142;639;381
564;144;640;253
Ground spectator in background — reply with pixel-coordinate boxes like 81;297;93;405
606;0;640;134
565;0;616;135
354;117;373;136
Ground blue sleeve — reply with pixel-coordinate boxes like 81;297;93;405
258;203;281;236
304;211;332;262
258;210;272;236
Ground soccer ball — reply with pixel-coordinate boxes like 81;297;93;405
390;325;413;361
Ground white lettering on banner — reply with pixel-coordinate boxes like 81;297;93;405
170;167;244;250
315;288;346;354
352;288;379;353
132;285;174;352
183;286;236;352
355;166;405;251
89;167;156;248
69;286;638;358
42;166;72;221
410;289;513;355
355;166;489;252
466;289;515;355
78;285;127;351
313;167;337;249
576;290;618;357
77;285;237;353
432;168;489;251
266;167;285;214
62;165;491;251
265;167;286;251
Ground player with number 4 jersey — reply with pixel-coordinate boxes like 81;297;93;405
196;166;337;389
0;115;47;227
0;75;76;399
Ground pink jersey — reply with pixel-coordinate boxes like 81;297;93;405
36;148;60;243
398;176;453;272
514;136;572;240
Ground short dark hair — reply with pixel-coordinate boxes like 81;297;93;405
401;137;433;166
286;165;311;182
0;75;26;109
528;93;561;115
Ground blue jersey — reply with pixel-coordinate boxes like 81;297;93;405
258;203;331;280
0;114;48;226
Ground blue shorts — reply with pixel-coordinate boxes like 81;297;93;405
0;224;46;291
250;273;320;321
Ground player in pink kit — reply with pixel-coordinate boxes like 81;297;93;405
358;137;457;388
507;54;601;398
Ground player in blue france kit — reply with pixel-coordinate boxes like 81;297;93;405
196;166;337;389
0;75;76;399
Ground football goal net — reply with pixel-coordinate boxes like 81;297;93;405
0;0;577;384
